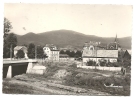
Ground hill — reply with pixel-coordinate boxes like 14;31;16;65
16;30;131;49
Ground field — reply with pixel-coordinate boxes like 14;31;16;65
3;61;131;95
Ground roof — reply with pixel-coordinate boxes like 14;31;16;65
45;44;59;51
84;42;107;49
107;42;118;50
83;41;120;50
14;46;27;51
97;50;118;58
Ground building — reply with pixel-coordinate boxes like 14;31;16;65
43;44;59;61
82;35;119;65
14;46;28;58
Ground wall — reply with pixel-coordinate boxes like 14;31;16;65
69;58;75;61
43;47;51;60
59;58;69;62
82;50;118;58
14;50;17;56
77;65;121;71
50;51;59;61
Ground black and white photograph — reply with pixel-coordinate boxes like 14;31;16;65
2;3;133;96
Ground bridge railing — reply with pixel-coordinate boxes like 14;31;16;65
3;58;37;64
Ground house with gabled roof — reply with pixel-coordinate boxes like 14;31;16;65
14;46;28;58
43;44;59;61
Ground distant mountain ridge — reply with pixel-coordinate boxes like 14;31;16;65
16;30;131;50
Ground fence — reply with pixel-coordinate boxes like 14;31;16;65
77;65;122;71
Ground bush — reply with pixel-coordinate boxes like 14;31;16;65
99;59;107;66
112;62;119;67
43;61;54;67
86;60;96;66
64;71;78;86
106;61;113;67
104;77;114;86
64;72;131;95
43;62;59;78
68;63;77;69
16;50;25;58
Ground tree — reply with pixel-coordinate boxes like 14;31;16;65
6;33;17;47
70;51;75;57
3;44;10;58
27;43;35;58
99;59;107;66
3;33;17;58
66;50;70;56
37;46;44;58
123;51;131;67
60;50;66;54
3;18;17;58
16;50;25;58
4;17;12;34
75;50;82;58
117;50;124;63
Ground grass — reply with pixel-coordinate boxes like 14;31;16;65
3;78;57;95
3;80;34;94
39;61;131;96
41;61;76;78
63;70;131;96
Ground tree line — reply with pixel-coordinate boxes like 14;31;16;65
3;18;46;59
60;50;82;58
15;43;46;59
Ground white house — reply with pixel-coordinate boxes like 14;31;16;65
14;46;28;59
43;44;59;61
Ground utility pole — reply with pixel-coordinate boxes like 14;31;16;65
95;46;97;69
35;45;37;59
10;44;12;60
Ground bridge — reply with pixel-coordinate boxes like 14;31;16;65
3;59;37;78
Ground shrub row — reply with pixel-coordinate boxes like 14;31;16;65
86;59;129;67
64;72;131;96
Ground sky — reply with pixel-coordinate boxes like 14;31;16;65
4;4;133;37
